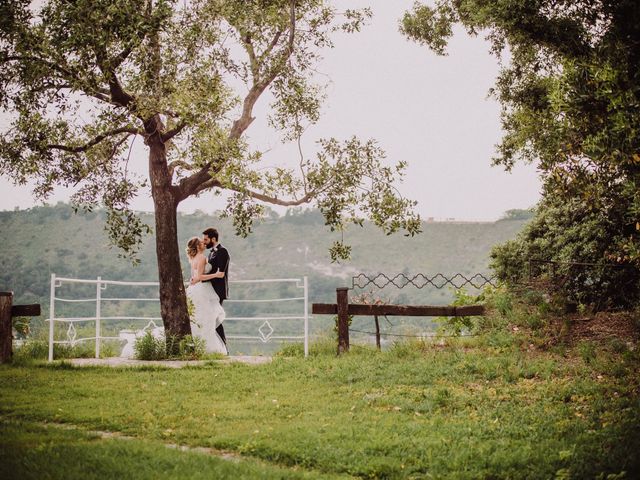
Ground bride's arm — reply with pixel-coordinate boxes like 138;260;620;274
194;257;224;282
199;267;224;281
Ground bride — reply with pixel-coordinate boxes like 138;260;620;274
185;237;227;354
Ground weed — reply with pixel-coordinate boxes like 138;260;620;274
134;332;167;360
577;340;597;364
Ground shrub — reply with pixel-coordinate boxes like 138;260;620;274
490;197;640;311
134;332;167;360
177;335;206;360
133;332;207;361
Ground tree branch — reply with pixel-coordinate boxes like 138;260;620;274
192;177;223;196
161;121;187;143
112;44;134;70
230;186;316;207
174;164;222;202
2;54;112;103
228;2;296;140
94;45;136;109
2;55;75;80
242;32;260;80
168;159;191;178
257;30;283;68
46;127;141;153
175;1;299;203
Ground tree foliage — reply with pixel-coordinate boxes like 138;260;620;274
402;0;640;306
490;195;640;310
0;0;420;261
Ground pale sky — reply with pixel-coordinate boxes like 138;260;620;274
0;0;541;221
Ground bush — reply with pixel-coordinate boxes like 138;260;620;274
490;197;640;311
436;288;482;336
134;332;167;360
177;335;206;360
133;332;207;361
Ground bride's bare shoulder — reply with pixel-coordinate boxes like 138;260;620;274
189;254;205;266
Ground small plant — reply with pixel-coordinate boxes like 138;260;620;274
276;342;304;357
437;288;481;336
186;297;200;329
577;340;597;365
134;332;167;361
134;332;207;361
12;340;119;363
12;316;30;339
177;335;206;360
333;314;353;337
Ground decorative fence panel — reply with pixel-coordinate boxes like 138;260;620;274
47;274;309;361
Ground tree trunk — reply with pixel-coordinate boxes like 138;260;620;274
147;120;191;343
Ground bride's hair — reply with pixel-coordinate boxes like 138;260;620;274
186;237;201;259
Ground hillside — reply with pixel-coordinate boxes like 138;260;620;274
0;203;531;316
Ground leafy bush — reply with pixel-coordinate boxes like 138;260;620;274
436;288;482;336
491;197;640;311
177;335;206;360
133;332;167;360
133;332;206;361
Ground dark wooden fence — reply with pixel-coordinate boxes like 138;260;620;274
0;291;41;363
312;287;484;354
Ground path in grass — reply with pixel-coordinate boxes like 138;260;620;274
67;355;272;368
0;418;349;480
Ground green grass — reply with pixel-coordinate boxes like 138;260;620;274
0;419;343;479
1;335;638;479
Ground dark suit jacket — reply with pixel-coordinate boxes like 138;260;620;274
207;244;229;302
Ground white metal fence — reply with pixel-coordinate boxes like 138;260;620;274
46;273;309;361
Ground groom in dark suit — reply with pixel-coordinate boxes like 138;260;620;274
202;227;229;348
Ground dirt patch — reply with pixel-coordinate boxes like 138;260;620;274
567;311;640;345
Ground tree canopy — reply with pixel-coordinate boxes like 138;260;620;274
402;0;640;307
1;0;420;260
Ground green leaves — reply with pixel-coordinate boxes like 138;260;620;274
1;0;419;266
403;0;640;271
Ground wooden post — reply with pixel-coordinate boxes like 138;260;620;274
374;315;381;350
336;287;349;355
0;292;13;364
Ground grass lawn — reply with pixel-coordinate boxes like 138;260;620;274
1;335;639;479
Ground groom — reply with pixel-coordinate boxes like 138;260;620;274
202;227;229;348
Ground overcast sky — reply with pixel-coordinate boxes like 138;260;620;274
0;0;541;221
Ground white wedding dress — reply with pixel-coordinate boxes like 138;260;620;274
186;263;227;354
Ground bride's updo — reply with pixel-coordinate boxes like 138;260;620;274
186;237;201;259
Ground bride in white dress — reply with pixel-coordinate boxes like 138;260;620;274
185;237;227;354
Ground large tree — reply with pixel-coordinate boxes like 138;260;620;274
0;0;420;339
401;0;640;304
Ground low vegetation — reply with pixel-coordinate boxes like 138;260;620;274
2;287;638;479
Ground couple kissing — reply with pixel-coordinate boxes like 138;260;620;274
185;227;230;355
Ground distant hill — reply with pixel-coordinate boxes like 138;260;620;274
0;203;531;322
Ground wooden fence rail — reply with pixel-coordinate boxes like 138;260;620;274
312;287;484;354
0;291;41;363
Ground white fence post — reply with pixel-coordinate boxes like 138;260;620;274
95;276;102;359
304;276;309;358
48;273;56;362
